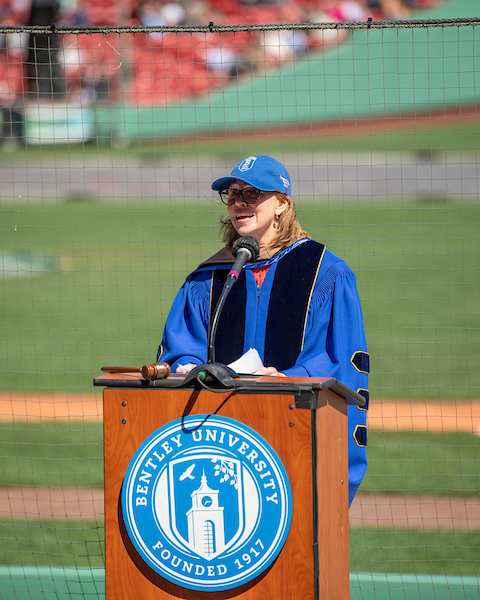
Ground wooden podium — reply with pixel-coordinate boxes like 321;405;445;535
95;371;365;600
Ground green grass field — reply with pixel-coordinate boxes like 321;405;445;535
1;145;479;578
2;119;477;160
1;198;479;398
350;529;480;576
0;520;105;569
1;423;479;495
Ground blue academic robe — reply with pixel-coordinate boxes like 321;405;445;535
158;238;369;505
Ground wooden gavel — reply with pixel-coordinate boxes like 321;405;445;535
101;362;171;380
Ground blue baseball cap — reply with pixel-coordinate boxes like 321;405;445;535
211;155;291;194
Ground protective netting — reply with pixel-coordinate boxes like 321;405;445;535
0;1;479;598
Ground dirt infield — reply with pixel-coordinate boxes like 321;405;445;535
1;394;479;529
2;393;480;434
2;486;479;531
0;393;104;421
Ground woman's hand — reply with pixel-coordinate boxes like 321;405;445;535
253;366;286;377
176;363;197;374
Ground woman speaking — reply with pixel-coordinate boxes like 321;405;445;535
157;155;369;504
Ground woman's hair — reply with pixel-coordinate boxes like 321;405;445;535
219;195;310;248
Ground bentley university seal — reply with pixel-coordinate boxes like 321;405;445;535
121;414;293;591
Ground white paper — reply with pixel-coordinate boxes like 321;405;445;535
178;348;264;375
228;348;264;375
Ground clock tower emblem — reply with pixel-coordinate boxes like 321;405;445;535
187;472;225;558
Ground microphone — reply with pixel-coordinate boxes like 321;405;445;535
207;236;260;364
228;236;261;286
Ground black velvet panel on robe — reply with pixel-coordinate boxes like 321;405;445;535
211;241;325;370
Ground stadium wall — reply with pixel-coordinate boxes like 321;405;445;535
92;0;480;141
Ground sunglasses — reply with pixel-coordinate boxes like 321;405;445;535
219;187;267;205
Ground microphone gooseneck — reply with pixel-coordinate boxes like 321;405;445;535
207;236;260;364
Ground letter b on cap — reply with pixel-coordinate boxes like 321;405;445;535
238;156;257;172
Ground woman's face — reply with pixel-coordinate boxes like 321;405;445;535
227;179;290;247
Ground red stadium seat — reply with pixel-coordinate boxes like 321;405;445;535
78;0;348;106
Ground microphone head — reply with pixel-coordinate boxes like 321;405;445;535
232;236;260;261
